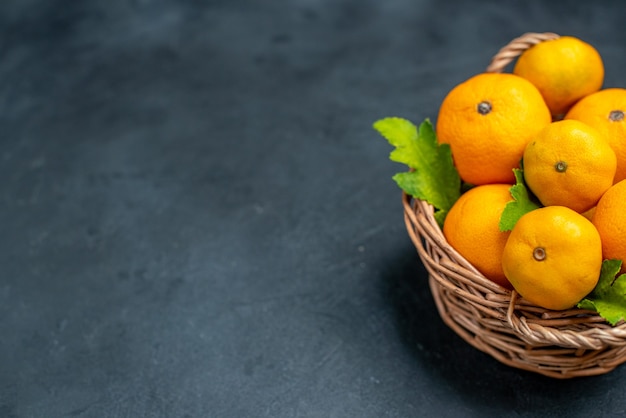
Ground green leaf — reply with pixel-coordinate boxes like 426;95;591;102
499;168;541;232
373;117;461;227
578;259;626;326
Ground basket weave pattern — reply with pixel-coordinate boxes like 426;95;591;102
405;33;626;379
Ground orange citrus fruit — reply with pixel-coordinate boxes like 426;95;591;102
502;206;602;310
436;72;551;186
443;184;513;289
592;179;626;273
565;88;626;183
522;119;616;213
513;35;604;118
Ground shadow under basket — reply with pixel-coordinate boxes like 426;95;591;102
403;193;626;378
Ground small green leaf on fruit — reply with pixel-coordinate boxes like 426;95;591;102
578;259;626;326
499;168;541;232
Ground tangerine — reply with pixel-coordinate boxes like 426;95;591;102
443;184;514;289
522;120;616;213
513;35;604;118
565;88;626;183
502;206;602;310
592;179;626;273
436;73;551;186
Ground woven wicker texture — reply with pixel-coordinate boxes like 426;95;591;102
405;32;626;379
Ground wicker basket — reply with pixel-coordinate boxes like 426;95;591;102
404;32;626;379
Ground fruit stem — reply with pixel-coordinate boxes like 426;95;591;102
477;101;492;115
609;110;624;122
533;247;546;261
555;161;568;173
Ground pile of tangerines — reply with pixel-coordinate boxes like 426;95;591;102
437;35;626;311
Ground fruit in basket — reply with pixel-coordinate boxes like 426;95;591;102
565;88;626;183
436;72;551;186
513;35;604;118
592;179;626;273
443;184;513;288
522;119;616;213
501;206;603;310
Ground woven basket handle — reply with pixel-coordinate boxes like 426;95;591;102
486;32;560;73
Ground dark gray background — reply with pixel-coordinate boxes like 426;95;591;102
2;1;626;417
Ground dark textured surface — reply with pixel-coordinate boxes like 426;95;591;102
3;1;626;417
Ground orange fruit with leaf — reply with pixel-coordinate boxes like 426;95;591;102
436;72;551;186
502;206;603;310
443;184;513;289
522;119;616;213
